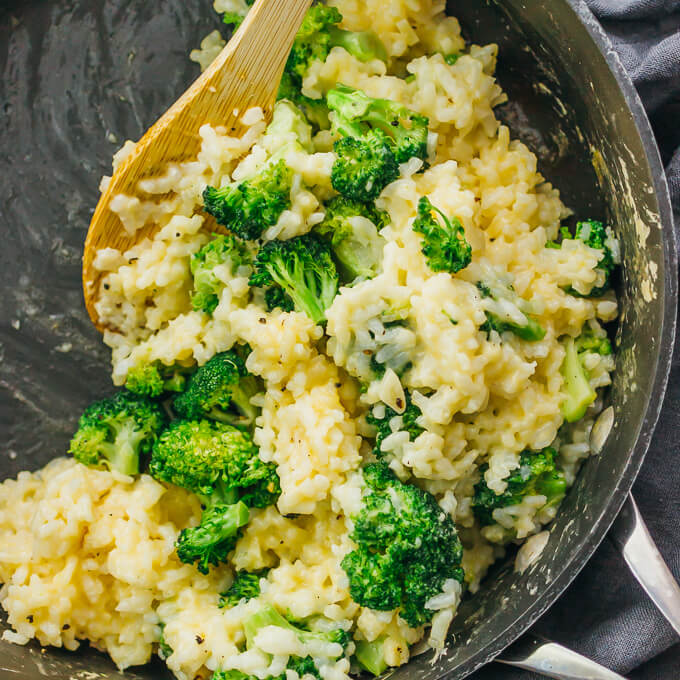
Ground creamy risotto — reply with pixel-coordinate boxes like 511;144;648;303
0;1;620;678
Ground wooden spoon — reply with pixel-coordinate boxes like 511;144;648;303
82;0;312;329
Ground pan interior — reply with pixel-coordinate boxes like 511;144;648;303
0;0;674;678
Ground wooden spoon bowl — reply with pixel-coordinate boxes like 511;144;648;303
82;0;312;329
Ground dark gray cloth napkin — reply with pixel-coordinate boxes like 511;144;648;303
471;1;680;678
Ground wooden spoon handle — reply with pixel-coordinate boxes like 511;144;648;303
82;0;312;327
211;0;314;115
132;0;313;168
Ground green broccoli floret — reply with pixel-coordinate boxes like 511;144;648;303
125;361;191;397
211;669;314;680
412;197;472;274
220;569;269;608
328;83;429;162
285;5;342;82
571;220;617;294
285;5;387;83
212;672;250;680
173;350;261;428
560;327;611;423
550;220;620;297
203;160;293;241
561;337;595;423
575;325;613;356
288;656;323;680
249;233;339;325
212;605;349;680
326;85;429;201
150;419;279;506
366;392;423;458
276;6;386;132
69;391;167;476
327;27;388;64
150;420;280;573
222;13;244;28
221;0;255;28
278;72;331;130
176;502;250;572
244;604;349;659
472;448;567;527
477;281;546;342
191;234;251;314
212;604;350;680
203;100;317;240
480;311;546;342
264;286;295;312
354;638;388;677
341;462;464;628
315;196;388;282
125;363;165;397
212;669;282;680
330;134;399;202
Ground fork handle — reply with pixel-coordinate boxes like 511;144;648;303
609;493;680;636
497;634;628;679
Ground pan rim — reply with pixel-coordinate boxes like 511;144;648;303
440;0;678;677
0;1;676;677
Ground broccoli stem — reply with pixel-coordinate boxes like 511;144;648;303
70;391;167;476
271;268;323;324
477;279;546;342
109;441;138;477
209;501;249;536
208;480;241;508
537;473;568;503
158;623;173;660
227;377;260;426
163;373;187;393
509;315;546;342
110;421;145;475
333;237;379;282
328;27;388;63
243;604;292;648
243;603;341;649
179;501;250;559
560;338;596;422
354;639;388;676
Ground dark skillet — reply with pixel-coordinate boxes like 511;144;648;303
0;0;676;678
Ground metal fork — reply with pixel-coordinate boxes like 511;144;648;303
495;493;680;680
